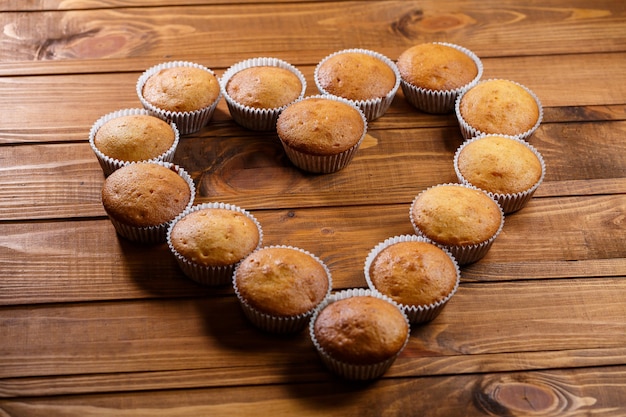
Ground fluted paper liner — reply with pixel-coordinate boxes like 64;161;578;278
455;78;544;140
89;108;180;177
314;48;401;121
232;245;332;334
167;202;263;286
399;42;483;114
106;161;195;244
220;57;307;131
364;234;460;323
453;134;547;213
409;183;505;265
137;61;221;135
278;95;367;174
309;288;410;380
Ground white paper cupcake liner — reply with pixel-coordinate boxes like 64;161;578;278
89;108;180;177
166;202;264;286
454;78;544;140
309;288;410;380
232;245;333;334
409;183;505;265
137;61;222;135
364;234;460;323
220;57;307;131
399;42;483;114
106;161;196;244
278;95;368;174
314;48;401;121
453;134;547;214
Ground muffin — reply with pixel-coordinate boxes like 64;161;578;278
137;61;221;135
167;202;263;286
455;78;543;140
276;95;367;173
397;42;482;114
364;235;460;323
89;108;179;176
101;161;195;244
233;246;332;333
309;288;410;380
409;183;504;265
454;134;546;213
220;57;306;131
314;48;400;120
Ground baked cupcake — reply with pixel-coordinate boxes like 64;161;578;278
314;48;400;121
455;78;543;140
454;134;546;213
89;108;180;176
396;42;482;114
137;61;221;135
309;288;410;380
364;234;460;323
220;57;306;131
233;246;332;333
409;183;504;265
101;161;195;244
276;95;367;173
167;202;263;286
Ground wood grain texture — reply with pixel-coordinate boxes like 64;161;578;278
1;0;625;413
1;1;625;75
2;367;626;415
0;194;624;306
1;279;626;394
1;53;625;144
1;119;625;220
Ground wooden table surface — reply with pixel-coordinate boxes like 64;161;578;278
1;1;625;415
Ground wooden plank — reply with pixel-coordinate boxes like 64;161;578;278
3;0;307;12
2;366;626;416
1;118;625;221
3;351;626;400
1;52;625;145
0;1;625;75
0;194;624;306
1;278;626;390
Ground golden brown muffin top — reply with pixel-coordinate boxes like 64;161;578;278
313;295;408;365
101;163;191;227
411;184;502;246
397;43;478;91
457;135;543;194
94;114;175;162
316;52;396;100
459;79;540;136
276;98;365;155
369;241;457;307
170;208;260;267
234;247;329;317
142;66;220;113
226;66;302;109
